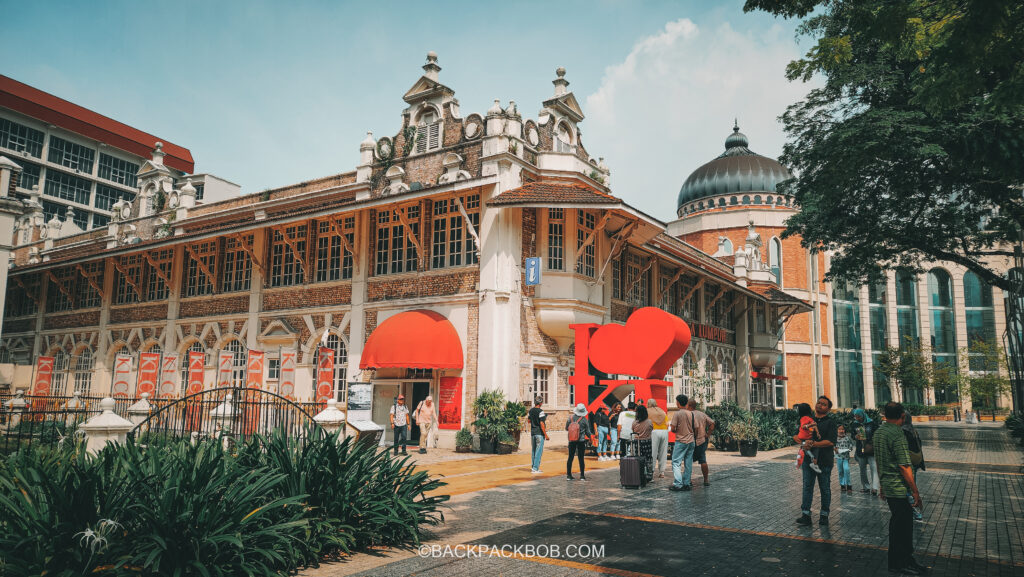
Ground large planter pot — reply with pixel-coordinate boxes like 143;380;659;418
455;446;472;453
512;429;522;445
738;440;759;457
478;438;495;454
496;442;517;455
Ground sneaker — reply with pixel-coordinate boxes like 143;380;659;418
819;515;829;526
809;462;822;473
913;511;924;522
579;476;587;481
796;514;813;526
531;469;542;474
669;485;684;492
615;455;620;460
703;480;711;486
681;485;691;491
566;475;575;480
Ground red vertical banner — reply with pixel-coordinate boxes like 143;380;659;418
437;376;463;430
159;353;179;399
32;356;55;396
136;352;160;397
217;351;234;388
111;354;134;398
244;350;264;434
185;351;206;430
316;346;334;405
279;348;297;400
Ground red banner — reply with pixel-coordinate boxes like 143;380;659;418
217;350;234;388
111;354;133;398
438;376;463;430
32;356;55;396
316;347;334;404
159;353;179;398
279;348;297;400
186;351;205;395
244;350;264;433
136;352;160;398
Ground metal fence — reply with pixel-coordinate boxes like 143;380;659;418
0;390;323;455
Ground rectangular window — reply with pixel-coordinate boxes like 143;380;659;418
677;278;697;320
44;169;91;205
547;208;564;270
531;367;551;405
415;121;442;153
625;253;649;306
270;225;307;287
146;249;174;301
0;117;45;157
5;275;40;317
47;135;95;173
15;159;41;190
76;262;102;308
194;183;205;200
659;271;675;313
268;357;281;380
94;184;135;212
184;241;217;297
222;236;253;292
46;268;75;312
92;214;109;228
612;258;621;299
374;210;390;275
576;210;596;277
429;197;478;270
432;201;448;268
447;214;463;267
98;153;140;187
315;221;343;282
115;255;143;304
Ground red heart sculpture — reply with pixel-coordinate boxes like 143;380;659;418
589;307;691;379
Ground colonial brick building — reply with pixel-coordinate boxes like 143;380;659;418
15;53;953;448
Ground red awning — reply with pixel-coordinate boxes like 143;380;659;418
359;309;464;370
751;371;788;381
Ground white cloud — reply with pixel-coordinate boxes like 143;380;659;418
584;17;816;219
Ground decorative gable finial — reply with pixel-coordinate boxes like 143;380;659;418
423;51;441;81
553;66;570;97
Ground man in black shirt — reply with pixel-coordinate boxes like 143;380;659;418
528;397;549;474
794;396;838;526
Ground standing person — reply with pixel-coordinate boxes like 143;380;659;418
617;402;637;457
901;408;926;522
794;395;837;526
687;398;716;486
835;424;855;492
594;406;612;461
795;403;822;472
388;394;410;456
648;399;669;478
876;402;928;575
566;403;591;480
413;395;438;454
609;403;623;460
669;394;696;492
528;396;549;474
632;404;654;482
854;408;880;494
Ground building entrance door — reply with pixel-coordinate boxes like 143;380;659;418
407;381;430;443
372;383;400;444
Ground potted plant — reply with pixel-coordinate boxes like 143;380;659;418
472;390;507;453
502;401;528;445
455;427;473;453
495;430;518;454
731;417;760;457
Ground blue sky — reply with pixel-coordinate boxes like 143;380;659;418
1;0;813;219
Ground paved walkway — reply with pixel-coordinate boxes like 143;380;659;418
303;422;1023;576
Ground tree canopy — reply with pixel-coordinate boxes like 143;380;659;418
744;0;1024;290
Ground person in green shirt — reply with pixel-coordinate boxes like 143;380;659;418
875;402;928;576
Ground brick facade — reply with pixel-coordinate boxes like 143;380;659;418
180;295;249;318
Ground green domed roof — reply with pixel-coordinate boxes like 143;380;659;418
677;122;792;213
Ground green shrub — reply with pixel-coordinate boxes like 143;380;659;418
1005;413;1023;440
455;427;473;448
706;403;882;452
902;403;949;416
0;430;448;575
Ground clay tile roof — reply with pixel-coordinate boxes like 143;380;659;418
748;284;811;307
0;75;194;173
488;180;621;206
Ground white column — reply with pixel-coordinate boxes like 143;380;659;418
916;274;934;404
736;296;751;409
346;210;369;381
859;285;875;408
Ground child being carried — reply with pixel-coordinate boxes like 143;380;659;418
795;403;822;473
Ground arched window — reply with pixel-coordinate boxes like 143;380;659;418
224;340;247;388
555;122;574;153
769;238;782;282
52;350;71;396
832;280;864;408
414;106;442;154
721;238;733;255
325;333;348;403
73;349;93;395
963;271;996;371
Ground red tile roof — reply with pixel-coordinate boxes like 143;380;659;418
488;180;621;206
0;75;194;173
748;283;811;308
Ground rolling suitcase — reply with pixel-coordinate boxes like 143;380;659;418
620;440;646;489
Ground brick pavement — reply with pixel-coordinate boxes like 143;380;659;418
303;422;1024;576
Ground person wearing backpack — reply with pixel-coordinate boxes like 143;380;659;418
901;408;926;522
566;403;591;480
853;408;879;495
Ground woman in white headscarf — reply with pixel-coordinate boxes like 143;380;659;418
414;395;438;453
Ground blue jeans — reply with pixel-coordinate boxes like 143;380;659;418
671;440;695;488
393;425;408;454
609;428;619;455
597;426;610;454
801;459;833;516
837;457;851;486
531;434;545;470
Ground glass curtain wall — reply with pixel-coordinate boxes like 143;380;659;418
895;270;922;404
868;281;890;406
832;281;864;407
928;269;958;403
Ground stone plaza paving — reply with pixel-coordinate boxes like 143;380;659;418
304;422;1024;577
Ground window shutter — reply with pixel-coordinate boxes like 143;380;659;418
429;122;440;150
416;126;427;153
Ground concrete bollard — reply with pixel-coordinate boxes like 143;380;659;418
65;391;87;426
127;393;153;427
313;399;347;441
6;391;27;429
79;398;134;454
210;393;236;451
